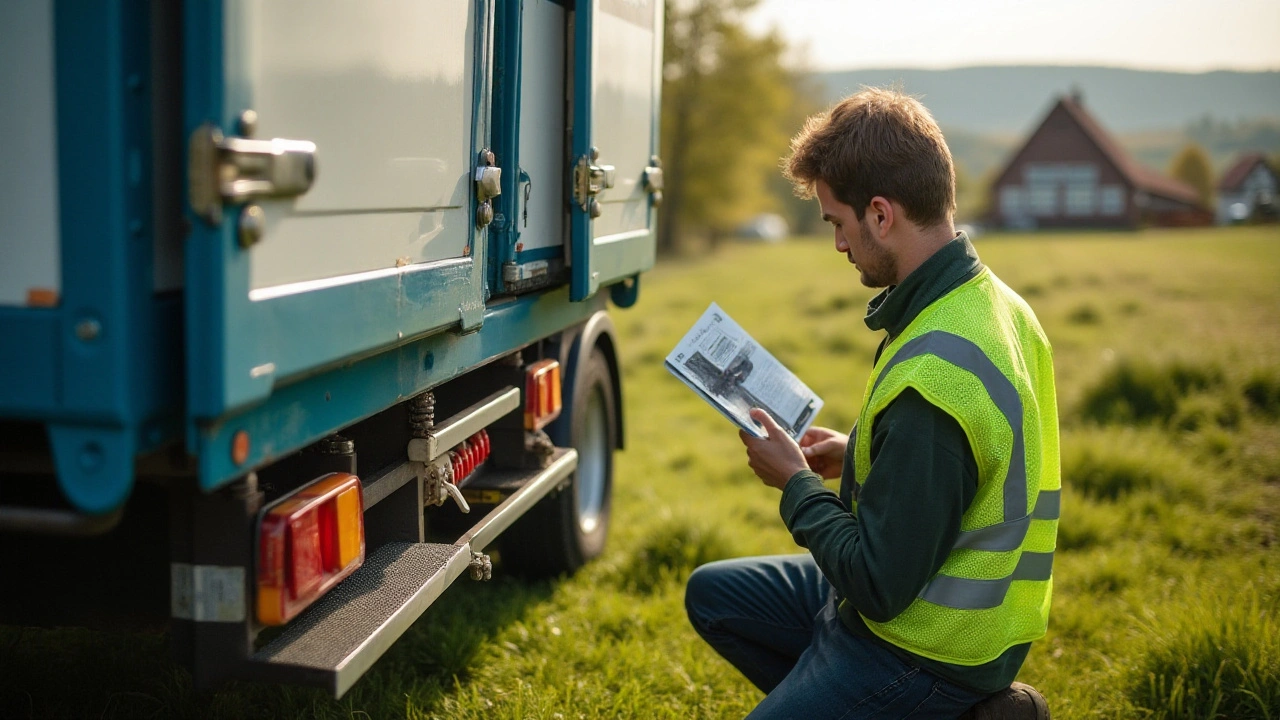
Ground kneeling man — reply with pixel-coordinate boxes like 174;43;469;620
685;88;1060;719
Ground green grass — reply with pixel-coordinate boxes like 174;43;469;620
3;226;1280;718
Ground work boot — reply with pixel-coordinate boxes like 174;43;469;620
959;682;1050;719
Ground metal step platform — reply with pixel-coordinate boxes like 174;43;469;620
248;447;577;696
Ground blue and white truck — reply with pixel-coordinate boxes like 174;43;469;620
0;0;662;696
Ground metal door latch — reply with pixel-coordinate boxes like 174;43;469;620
643;155;664;207
419;455;470;514
573;146;616;219
189;114;317;226
475;149;501;230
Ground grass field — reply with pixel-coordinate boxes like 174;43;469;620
2;226;1279;719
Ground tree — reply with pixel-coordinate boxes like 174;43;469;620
658;0;797;254
1168;143;1214;207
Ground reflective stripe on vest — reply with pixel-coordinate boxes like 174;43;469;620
918;551;1055;610
856;330;1053;551
870;331;1026;522
864;329;1056;611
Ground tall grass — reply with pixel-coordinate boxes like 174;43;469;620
1078;359;1226;427
1244;370;1280;420
2;227;1279;718
1061;427;1204;502
1127;589;1280;719
613;517;734;594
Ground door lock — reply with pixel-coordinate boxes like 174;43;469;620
573;146;615;219
188;116;317;226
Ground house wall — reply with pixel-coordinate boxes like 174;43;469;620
1144;192;1214;227
1216;164;1279;223
992;104;1135;229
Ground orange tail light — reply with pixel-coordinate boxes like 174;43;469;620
524;359;563;430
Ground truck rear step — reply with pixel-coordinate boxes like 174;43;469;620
248;447;577;697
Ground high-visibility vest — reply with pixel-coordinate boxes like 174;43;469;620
848;267;1061;666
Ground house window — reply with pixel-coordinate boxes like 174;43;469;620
1099;185;1124;216
1025;165;1064;184
1064;165;1099;184
1000;186;1024;216
1065;183;1096;216
1028;183;1058;216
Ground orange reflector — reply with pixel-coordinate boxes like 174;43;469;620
524;359;563;430
231;430;250;466
26;288;59;307
257;472;365;626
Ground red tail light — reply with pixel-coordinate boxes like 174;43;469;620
257;472;365;626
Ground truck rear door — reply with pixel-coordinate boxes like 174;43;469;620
568;0;663;301
183;0;493;419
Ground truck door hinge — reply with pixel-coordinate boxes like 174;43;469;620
188;115;317;227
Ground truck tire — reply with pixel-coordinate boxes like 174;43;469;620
502;346;616;578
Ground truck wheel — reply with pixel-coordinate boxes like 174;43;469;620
502;347;616;578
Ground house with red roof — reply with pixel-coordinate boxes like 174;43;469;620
1216;153;1278;224
990;92;1212;230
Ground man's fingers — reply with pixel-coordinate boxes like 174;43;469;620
809;438;846;454
749;408;783;438
803;436;845;462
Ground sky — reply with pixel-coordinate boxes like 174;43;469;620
745;0;1280;73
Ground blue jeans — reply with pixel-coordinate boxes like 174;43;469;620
685;555;989;719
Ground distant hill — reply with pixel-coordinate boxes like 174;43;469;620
814;66;1280;136
809;65;1280;190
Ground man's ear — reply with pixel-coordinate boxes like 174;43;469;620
868;196;895;239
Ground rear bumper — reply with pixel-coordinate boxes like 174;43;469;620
246;448;577;697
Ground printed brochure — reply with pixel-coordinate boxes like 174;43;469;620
665;303;823;440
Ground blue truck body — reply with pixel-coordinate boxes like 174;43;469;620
0;0;661;695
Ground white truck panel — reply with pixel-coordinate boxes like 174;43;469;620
226;0;479;291
0;0;61;307
591;0;658;243
516;0;568;253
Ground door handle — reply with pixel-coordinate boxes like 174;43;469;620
189;115;317;226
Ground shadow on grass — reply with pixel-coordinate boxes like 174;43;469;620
0;573;556;719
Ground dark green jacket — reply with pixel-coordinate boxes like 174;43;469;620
779;234;1029;694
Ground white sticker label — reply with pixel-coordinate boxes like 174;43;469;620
170;563;247;622
170;562;193;620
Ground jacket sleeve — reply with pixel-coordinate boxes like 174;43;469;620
778;388;978;623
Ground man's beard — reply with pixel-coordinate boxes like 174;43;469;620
858;219;897;288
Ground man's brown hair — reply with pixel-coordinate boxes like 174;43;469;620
783;87;955;227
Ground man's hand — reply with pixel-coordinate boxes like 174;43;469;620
739;408;809;490
799;426;849;479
